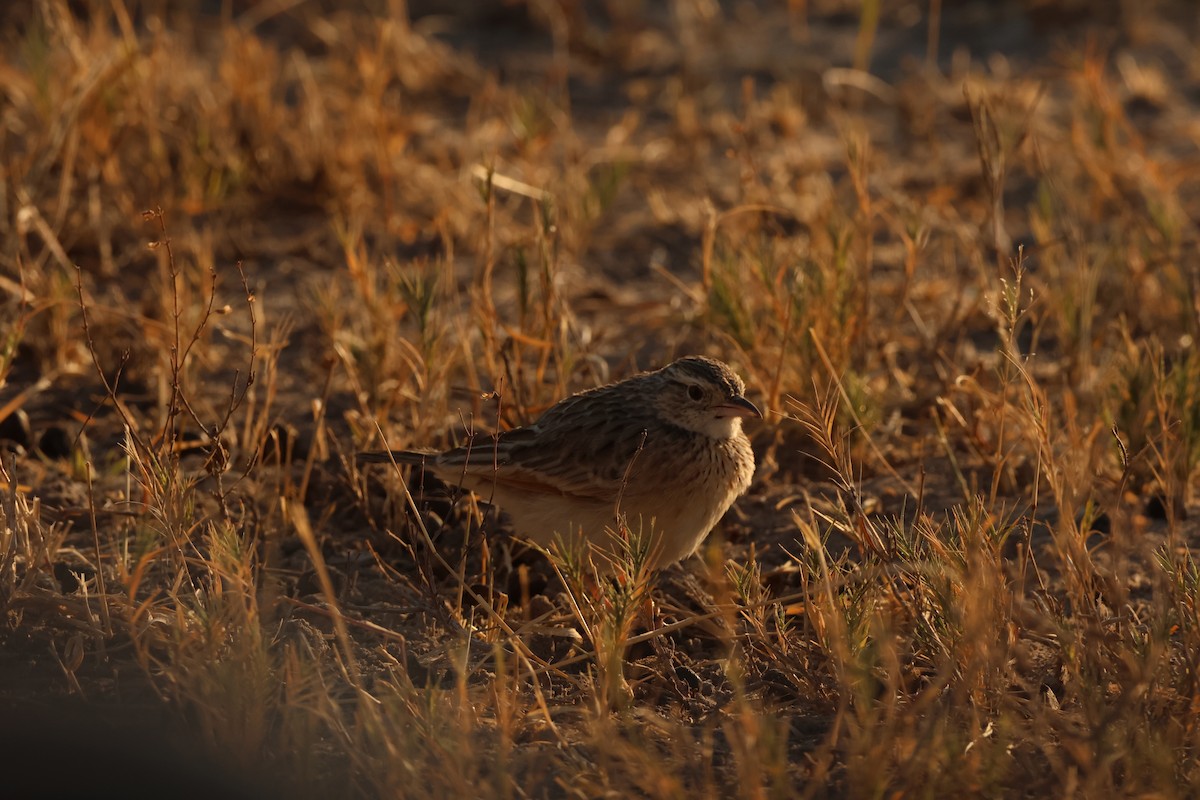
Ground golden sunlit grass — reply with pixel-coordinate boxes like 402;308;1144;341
2;0;1200;797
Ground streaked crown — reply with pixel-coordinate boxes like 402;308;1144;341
662;356;747;397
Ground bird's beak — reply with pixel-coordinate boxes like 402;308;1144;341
715;395;762;419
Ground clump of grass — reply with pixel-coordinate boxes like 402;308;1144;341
0;457;70;619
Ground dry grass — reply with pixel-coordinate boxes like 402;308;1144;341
3;0;1200;797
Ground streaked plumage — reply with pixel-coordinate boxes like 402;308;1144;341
358;356;760;570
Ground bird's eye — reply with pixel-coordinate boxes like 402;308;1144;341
687;385;704;402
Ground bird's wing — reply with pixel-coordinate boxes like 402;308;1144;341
433;389;669;502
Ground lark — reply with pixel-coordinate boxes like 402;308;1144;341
358;356;760;570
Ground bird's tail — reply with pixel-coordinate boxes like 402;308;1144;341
355;450;433;466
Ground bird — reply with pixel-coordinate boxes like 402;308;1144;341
357;356;760;571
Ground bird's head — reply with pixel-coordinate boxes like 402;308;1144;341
653;356;761;439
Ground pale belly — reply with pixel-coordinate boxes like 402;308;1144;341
465;466;747;571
